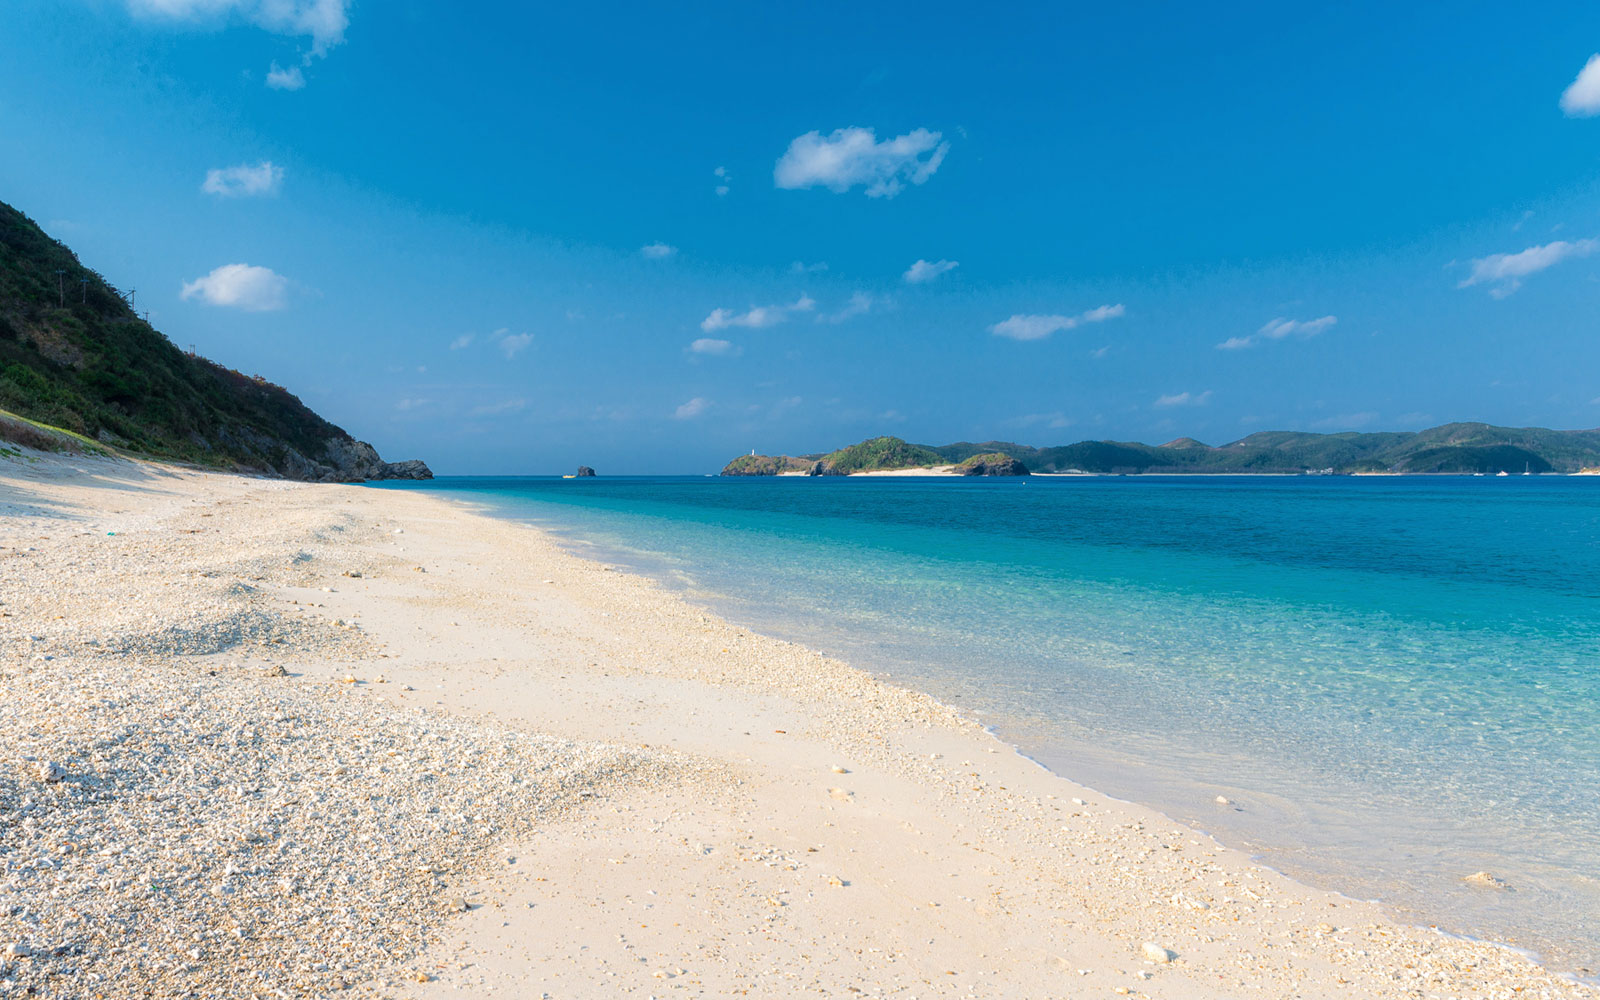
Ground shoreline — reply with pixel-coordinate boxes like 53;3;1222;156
2;450;1592;998
441;476;1600;981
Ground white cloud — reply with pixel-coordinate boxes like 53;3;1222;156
774;126;949;198
790;261;828;274
1561;54;1600;116
129;0;349;55
1154;390;1213;408
689;338;739;356
265;63;305;90
1261;315;1337;340
1088;344;1110;359
180;263;288;311
818;291;887;324
1218;315;1337;350
202;161;282;197
714;165;730;197
496;331;533;358
448;333;474;350
640;242;677;259
394;397;430;411
1459;239;1598;296
903;258;959;284
700;295;814;332
674;397;711;419
988;303;1124;341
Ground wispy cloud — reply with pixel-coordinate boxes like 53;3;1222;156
714;166;730;197
818;292;887;324
127;0;350;88
1459;238;1598;297
496;331;533;358
1217;314;1337;350
394;397;430;412
701;295;814;332
774;126;949;198
448;333;474;350
640;242;677;259
790;260;828;274
265;63;305;90
128;0;350;53
674;397;711;419
988;303;1124;341
202;161;282;197
689;337;739;356
1154;390;1213;408
1007;411;1074;430
1561;54;1600;116
470;398;527;417
1311;411;1378;430
180;263;288;311
903;258;959;284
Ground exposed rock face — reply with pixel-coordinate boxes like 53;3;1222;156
955;453;1029;476
376;459;433;480
250;433;431;483
576;466;596;477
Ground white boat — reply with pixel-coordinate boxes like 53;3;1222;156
1496;470;1510;477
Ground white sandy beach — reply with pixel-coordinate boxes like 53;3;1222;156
1;450;1591;999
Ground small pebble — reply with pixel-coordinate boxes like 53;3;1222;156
1141;942;1174;963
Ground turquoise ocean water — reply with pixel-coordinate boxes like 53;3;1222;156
372;474;1600;973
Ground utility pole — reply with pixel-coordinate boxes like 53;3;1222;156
128;288;136;311
142;310;150;325
79;278;89;303
54;269;65;306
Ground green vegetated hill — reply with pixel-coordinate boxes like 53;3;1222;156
726;425;1600;476
953;452;1029;476
722;436;948;476
824;436;944;473
0;200;428;480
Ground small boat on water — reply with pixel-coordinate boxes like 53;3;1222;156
1496;470;1510;477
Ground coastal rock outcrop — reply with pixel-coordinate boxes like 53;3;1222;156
279;435;433;483
721;454;821;476
576;466;596;477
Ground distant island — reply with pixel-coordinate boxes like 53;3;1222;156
0;201;429;481
724;427;1600;477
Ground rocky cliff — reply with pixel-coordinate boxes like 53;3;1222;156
0;200;430;482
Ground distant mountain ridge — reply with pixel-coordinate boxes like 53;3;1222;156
0;200;429;481
725;425;1600;476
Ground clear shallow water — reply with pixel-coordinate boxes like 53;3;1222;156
372;475;1600;973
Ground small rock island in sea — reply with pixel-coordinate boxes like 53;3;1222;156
576;466;596;477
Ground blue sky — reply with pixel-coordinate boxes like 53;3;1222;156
4;1;1600;473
